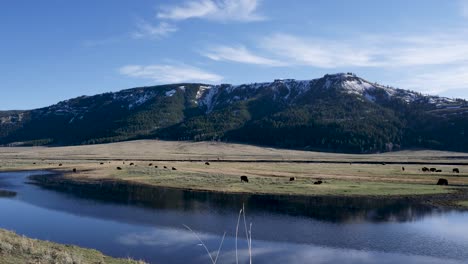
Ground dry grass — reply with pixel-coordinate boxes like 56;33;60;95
0;229;146;264
1;140;467;197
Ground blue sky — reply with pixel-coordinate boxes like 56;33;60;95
2;0;468;110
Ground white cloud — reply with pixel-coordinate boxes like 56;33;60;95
157;0;265;22
202;45;284;66
261;34;379;68
398;66;468;95
119;63;223;83
256;32;468;68
133;20;178;39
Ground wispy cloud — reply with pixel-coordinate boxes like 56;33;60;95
132;20;178;39
119;63;223;83
259;32;468;68
157;0;265;22
398;66;468;95
261;34;379;68
202;45;284;66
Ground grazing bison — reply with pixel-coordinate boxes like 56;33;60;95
430;168;437;172
58;163;63;166
100;162;104;165
401;167;405;171
437;178;448;185
33;162;36;165
289;177;296;181
453;168;460;173
129;163;134;166
313;180;323;185
155;165;158;168
422;167;429;172
117;167;122;170
72;168;76;173
148;163;153;166
163;166;167;169
436;169;442;173
240;175;249;183
172;167;177;170
205;162;210;165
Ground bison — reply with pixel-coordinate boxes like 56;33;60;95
422;167;429;172
436;170;442;173
430;168;437;172
117;167;122;170
100;162;104;165
155;165;158;168
72;168;76;173
163;166;167;169
129;163;134;166
436;178;448;185
453;168;460;173
289;177;296;181
313;180;323;185
148;163;153;166
241;175;249;183
172;167;177;170
205;162;210;165
402;167;405;171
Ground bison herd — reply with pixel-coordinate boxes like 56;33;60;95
50;160;462;188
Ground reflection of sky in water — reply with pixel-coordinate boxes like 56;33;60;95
1;171;468;264
116;227;466;264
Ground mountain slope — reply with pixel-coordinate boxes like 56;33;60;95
1;73;467;153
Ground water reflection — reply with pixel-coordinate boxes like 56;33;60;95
30;172;440;224
0;171;467;264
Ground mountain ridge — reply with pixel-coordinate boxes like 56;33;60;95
1;73;467;153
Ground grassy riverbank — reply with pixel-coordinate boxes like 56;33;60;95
0;229;145;264
0;140;467;198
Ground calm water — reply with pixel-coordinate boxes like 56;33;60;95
1;171;468;264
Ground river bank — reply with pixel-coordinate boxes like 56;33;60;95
0;229;146;264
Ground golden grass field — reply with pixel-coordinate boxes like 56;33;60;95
0;229;146;264
0;140;467;199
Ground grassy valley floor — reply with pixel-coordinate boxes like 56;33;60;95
0;140;467;201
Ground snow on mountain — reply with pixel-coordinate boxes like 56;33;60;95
16;73;465;119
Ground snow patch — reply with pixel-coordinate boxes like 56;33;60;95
165;89;176;97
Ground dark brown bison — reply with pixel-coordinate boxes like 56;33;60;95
172;167;177;170
436;178;448;185
33;162;36;165
205;162;210;165
430;168;437;172
58;163;63;166
453;168;460;173
422;167;429;172
289;177;296;181
241;175;249;183
100;162;104;165
401;167;405;171
436;169;442;173
155;165;158;168
148;163;153;166
313;180;323;185
164;166;167;169
72;168;76;173
117;167;122;170
129;163;134;166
